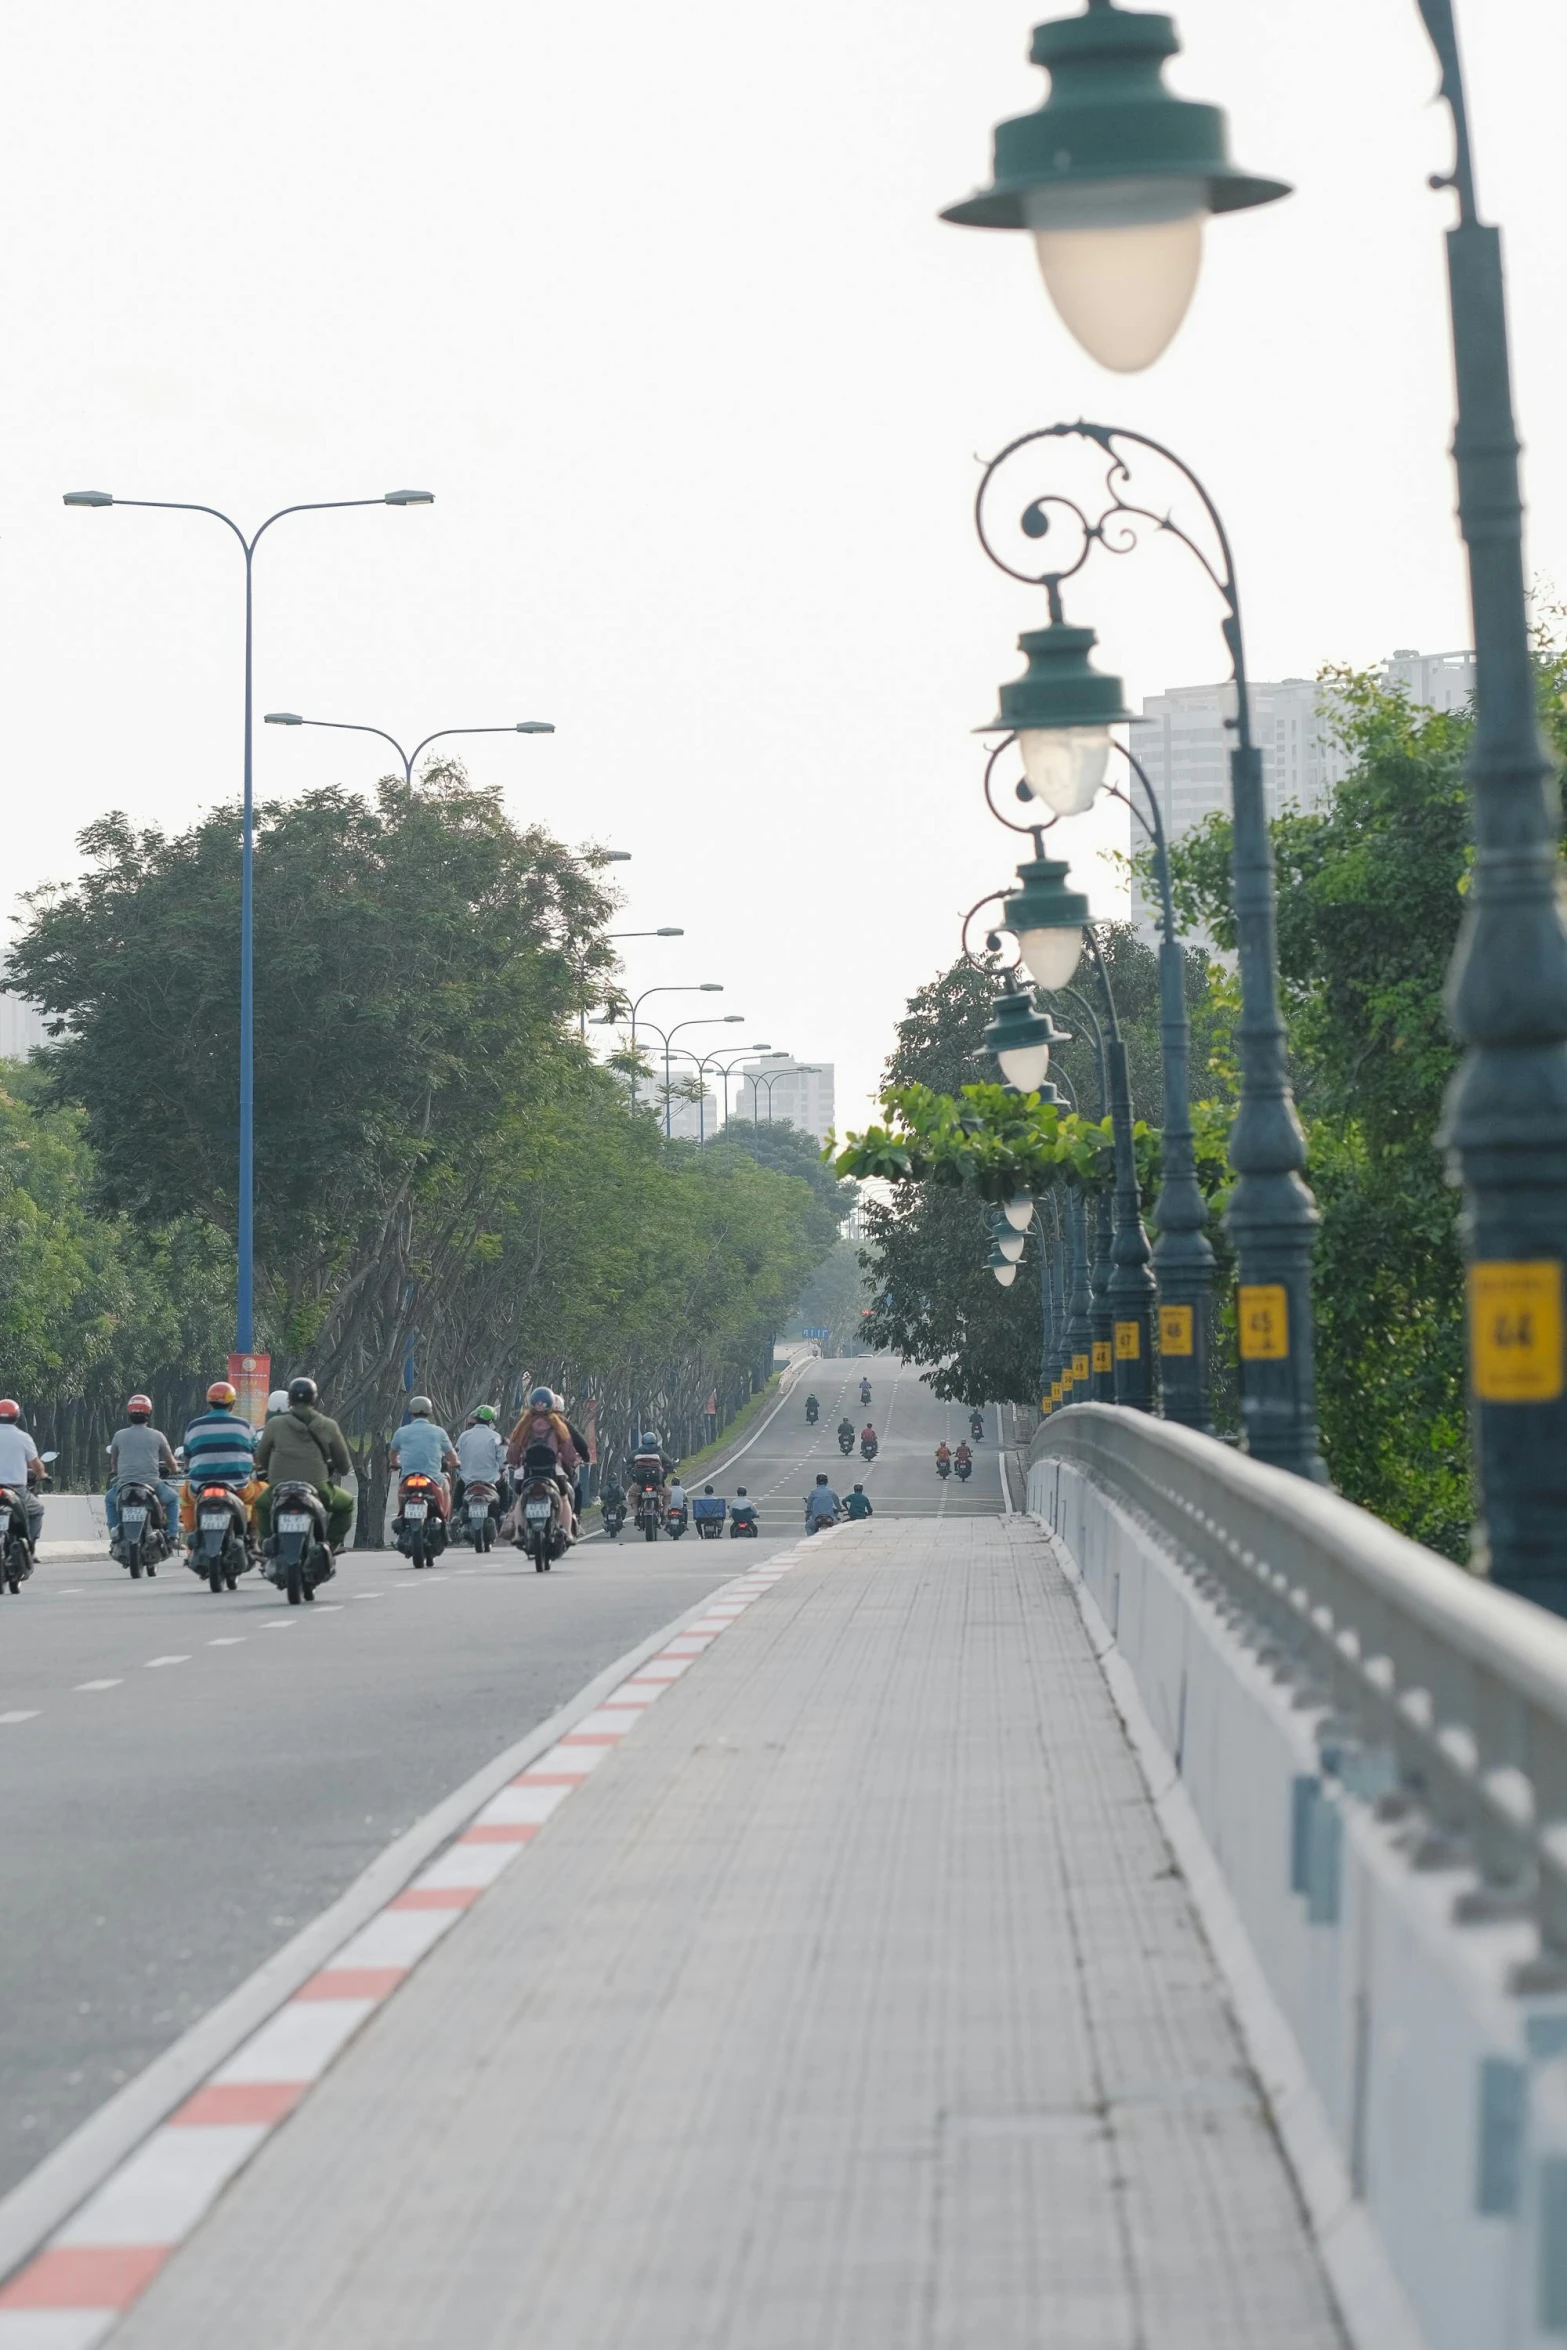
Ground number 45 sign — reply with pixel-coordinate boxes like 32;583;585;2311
1469;1261;1564;1403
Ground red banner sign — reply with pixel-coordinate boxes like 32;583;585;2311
227;1352;271;1432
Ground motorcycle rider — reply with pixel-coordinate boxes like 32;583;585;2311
180;1381;260;1538
105;1395;181;1548
255;1377;355;1550
860;1422;877;1452
598;1472;628;1529
665;1474;689;1529
0;1398;46;1551
859;1378;872;1405
506;1387;580;1535
730;1484;758;1531
935;1441;952;1475
836;1414;855;1448
453;1403;507;1530
845;1482;874;1520
969;1410;984;1439
954;1440;973;1472
804;1392;819;1424
390;1395;459;1526
804;1472;840;1529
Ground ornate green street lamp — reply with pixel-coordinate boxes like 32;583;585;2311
999;845;1092;995
987;618;1215;1431
942;0;1288;373
982;983;1070;1094
987;1241;1020;1290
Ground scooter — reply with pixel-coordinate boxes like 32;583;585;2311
636;1487;662;1542
456;1477;500;1554
860;1436;878;1462
665;1502;689;1541
859;1382;872;1407
187;1479;250;1592
112;1478;174;1579
804;1398;819;1425
729;1503;759;1539
602;1497;627;1539
969;1412;984;1440
955;1457;972;1482
0;1455;52;1593
935;1457;951;1480
263;1480;335;1605
394;1472;448;1569
838;1430;855;1456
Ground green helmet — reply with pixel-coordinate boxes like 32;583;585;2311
474;1404;498;1424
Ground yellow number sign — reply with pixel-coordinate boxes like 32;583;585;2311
1050;1380;1063;1404
1040;1393;1053;1416
1238;1284;1289;1361
1073;1352;1090;1382
1092;1340;1112;1374
1114;1320;1140;1361
1159;1304;1194;1357
1469;1261;1564;1403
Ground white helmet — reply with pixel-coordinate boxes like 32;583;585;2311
266;1389;290;1417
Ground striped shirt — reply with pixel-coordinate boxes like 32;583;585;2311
182;1408;257;1487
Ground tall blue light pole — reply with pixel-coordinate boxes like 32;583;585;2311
62;486;433;1352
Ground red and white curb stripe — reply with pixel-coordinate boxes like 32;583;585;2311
0;1549;815;2349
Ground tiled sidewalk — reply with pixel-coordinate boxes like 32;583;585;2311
108;1518;1343;2349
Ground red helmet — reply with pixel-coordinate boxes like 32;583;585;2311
207;1380;238;1407
127;1393;153;1420
0;1400;17;1422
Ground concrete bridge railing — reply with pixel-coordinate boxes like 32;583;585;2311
1028;1404;1567;2350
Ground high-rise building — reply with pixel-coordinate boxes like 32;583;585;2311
663;1086;718;1142
0;994;48;1060
734;1057;835;1143
1131;648;1475;938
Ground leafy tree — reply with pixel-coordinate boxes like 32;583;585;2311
1156;658;1567;1557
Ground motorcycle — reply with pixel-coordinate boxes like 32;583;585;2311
860;1436;878;1462
456;1477;501;1554
729;1504;759;1539
112;1479;174;1579
935;1457;951;1480
636;1486;662;1542
692;1497;725;1540
0;1455;50;1594
602;1497;627;1540
838;1429;854;1455
955;1457;972;1483
665;1502;689;1541
263;1480;334;1605
187;1480;250;1593
970;1412;984;1441
517;1469;569;1572
395;1471;447;1569
804;1399;819;1425
859;1383;872;1407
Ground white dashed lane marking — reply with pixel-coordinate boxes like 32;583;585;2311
145;1655;191;1669
0;1709;39;1724
75;1679;122;1692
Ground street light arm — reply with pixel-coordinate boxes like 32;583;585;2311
1415;0;1478;224
1083;926;1122;1041
406;725;544;770
102;498;251;556
274;716;412;780
1106;743;1179;952
248;496;400;555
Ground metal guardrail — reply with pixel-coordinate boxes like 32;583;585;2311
1030;1404;1567;1988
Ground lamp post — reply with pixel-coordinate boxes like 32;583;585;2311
63;484;434;1354
615;983;724;1110
974;432;1321;1476
665;1041;773;1145
747;1066;821;1126
640;1015;746;1137
1415;1;1567;1607
705;1046;777;1134
262;710;555;780
1055;983;1118;1403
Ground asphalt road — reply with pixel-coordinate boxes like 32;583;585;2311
0;1357;999;2199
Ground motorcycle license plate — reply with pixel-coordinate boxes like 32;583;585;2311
121;1509;146;1527
199;1514;228;1531
278;1513;311;1533
469;1503;488;1519
524;1502;552;1521
404;1502;428;1519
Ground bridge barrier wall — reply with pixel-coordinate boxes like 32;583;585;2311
1028;1404;1567;2350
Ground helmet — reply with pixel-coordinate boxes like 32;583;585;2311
0;1399;18;1422
815;1473;828;1485
127;1393;153;1421
736;1486;747;1497
266;1389;290;1416
288;1377;318;1408
853;1483;864;1493
207;1381;237;1407
408;1393;432;1416
640;1429;660;1447
473;1404;497;1424
703;1484;714;1495
528;1386;553;1410
552;1391;565;1411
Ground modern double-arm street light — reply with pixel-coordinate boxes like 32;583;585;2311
62;485;434;1354
609;983;725;1110
639;1015;747;1138
666;1043;774;1146
263;709;556;780
948;0;1567;1598
747;1066;821;1127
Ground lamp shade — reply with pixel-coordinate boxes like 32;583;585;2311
983;625;1134;816
983;986;1067;1096
1002;1195;1036;1234
942;5;1289;371
987;1244;1019;1288
1001;856;1092;992
992;1221;1027;1264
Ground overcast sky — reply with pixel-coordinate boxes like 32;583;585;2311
0;0;1561;1136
